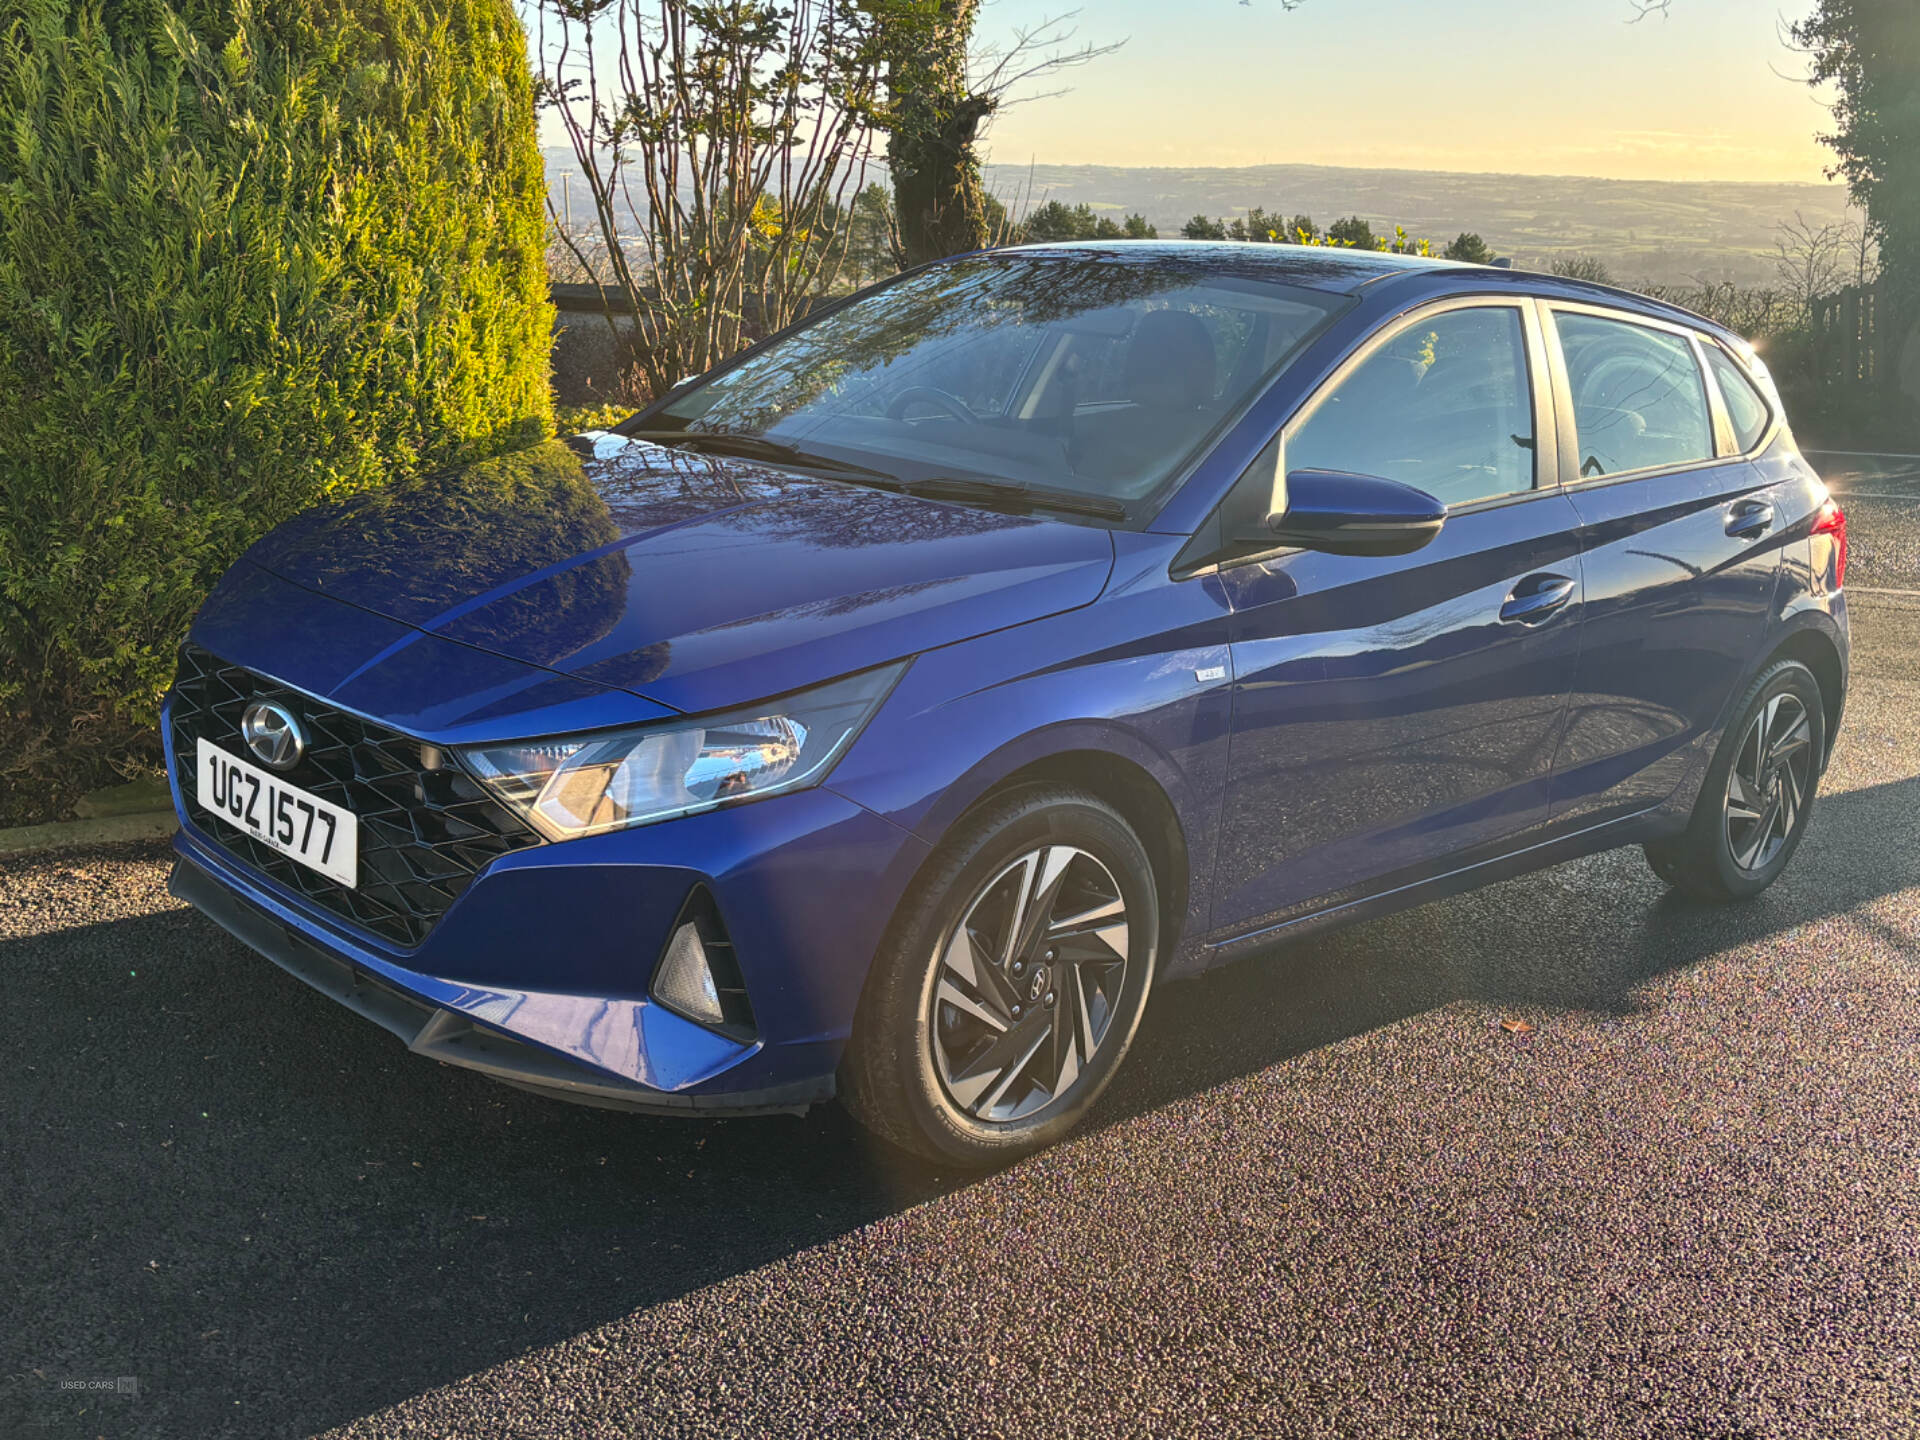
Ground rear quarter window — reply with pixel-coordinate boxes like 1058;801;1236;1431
1705;345;1774;453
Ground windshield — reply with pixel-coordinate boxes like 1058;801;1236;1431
637;253;1349;521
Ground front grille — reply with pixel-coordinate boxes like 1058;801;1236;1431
168;642;543;948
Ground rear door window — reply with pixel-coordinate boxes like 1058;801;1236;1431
1554;312;1713;478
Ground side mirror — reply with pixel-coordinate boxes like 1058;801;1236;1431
1255;469;1446;557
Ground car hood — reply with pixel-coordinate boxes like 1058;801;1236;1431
242;435;1116;714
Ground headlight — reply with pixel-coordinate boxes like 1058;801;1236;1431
459;663;904;840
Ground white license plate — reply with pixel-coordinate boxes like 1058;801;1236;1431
195;739;358;888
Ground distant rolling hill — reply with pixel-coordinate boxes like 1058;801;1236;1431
544;149;1856;290
980;162;1856;288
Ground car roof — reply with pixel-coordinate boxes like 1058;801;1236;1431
948;242;1747;355
1494;269;1738;337
981;241;1739;340
987;240;1467;295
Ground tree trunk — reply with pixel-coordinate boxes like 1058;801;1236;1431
887;0;992;267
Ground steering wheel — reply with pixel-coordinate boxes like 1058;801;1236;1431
886;385;976;423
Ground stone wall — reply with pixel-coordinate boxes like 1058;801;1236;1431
551;305;637;405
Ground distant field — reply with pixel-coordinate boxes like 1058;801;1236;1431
543;150;1857;290
980;162;1857;287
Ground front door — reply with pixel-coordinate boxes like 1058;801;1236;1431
1211;299;1587;939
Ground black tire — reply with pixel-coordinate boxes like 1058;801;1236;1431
840;786;1159;1167
1644;659;1826;902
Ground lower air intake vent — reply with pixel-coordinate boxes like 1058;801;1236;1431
650;886;755;1040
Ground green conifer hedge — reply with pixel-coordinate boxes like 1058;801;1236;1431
0;0;553;821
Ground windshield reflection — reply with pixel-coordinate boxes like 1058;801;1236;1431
642;251;1350;515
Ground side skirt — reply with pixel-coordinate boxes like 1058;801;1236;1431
1196;808;1665;970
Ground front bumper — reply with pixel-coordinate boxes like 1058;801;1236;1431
169;855;834;1114
168;751;931;1115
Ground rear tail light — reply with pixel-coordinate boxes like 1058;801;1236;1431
1812;498;1847;589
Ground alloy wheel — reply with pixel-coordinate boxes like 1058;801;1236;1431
1724;691;1814;874
927;845;1131;1124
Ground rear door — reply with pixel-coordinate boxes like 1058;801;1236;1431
1209;298;1588;938
1541;304;1785;827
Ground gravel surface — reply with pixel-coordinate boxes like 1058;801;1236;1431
1817;452;1920;596
5;483;1919;1439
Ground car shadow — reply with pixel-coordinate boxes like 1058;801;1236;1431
3;773;1914;1439
1107;771;1919;1122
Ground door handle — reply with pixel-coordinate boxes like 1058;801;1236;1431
1500;574;1577;625
1726;500;1774;540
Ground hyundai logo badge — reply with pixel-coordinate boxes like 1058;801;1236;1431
240;699;306;771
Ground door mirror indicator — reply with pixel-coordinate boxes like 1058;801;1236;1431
1249;469;1447;557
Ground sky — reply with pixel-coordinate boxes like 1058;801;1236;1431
967;0;1838;183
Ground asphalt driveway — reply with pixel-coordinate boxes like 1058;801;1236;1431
3;454;1918;1439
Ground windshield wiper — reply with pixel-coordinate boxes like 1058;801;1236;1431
894;475;1128;520
620;429;898;483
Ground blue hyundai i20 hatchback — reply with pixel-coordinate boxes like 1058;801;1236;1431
166;243;1849;1163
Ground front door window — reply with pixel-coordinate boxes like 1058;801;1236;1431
1286;306;1537;506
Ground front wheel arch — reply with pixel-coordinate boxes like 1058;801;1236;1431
929;748;1191;978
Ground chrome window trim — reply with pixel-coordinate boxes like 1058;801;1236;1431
1544;451;1744;498
1541;296;1710;341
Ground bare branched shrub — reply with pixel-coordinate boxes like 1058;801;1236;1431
1633;282;1801;339
529;0;917;396
1773;211;1852;320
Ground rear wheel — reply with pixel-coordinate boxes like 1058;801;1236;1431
840;787;1158;1166
1645;659;1825;901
